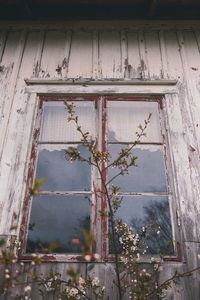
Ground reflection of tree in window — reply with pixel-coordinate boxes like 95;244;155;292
130;200;174;255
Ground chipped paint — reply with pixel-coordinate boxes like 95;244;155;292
0;23;200;299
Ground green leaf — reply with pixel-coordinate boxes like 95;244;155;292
31;178;46;195
0;239;5;247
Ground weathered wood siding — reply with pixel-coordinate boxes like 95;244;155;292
0;21;200;299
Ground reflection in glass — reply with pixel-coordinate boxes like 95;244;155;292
36;145;91;191
116;196;174;255
26;195;90;254
108;145;167;192
107;101;162;143
41;101;95;142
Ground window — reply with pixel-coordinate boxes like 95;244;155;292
21;95;175;259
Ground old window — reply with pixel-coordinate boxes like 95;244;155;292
21;95;175;259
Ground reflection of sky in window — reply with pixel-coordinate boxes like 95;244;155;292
36;145;91;191
107;101;162;143
108;145;167;192
40;101;95;142
27;195;90;253
116;196;168;224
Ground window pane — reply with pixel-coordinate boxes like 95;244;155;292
108;145;167;192
107;101;162;143
40;101;95;142
26;195;90;254
36;144;91;191
116;196;174;255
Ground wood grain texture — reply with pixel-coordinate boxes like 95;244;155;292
0;23;200;299
99;31;122;78
68;31;93;79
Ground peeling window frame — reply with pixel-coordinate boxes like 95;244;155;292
19;91;181;263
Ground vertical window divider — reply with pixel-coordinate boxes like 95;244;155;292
101;96;108;259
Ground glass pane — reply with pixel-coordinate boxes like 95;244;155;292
107;101;162;143
40;101;95;142
26;195;90;254
108;145;167;192
36;144;91;191
116;196;174;255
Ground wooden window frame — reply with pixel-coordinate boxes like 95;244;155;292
19;81;181;262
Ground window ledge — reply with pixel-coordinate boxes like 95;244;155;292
25;78;178;86
24;79;178;95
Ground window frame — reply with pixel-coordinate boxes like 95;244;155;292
19;92;181;263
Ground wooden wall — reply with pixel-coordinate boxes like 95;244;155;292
0;21;200;299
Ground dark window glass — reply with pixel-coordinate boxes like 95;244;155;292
27;195;90;254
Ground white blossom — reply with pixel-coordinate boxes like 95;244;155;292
93;253;100;260
92;277;100;287
24;285;32;293
69;288;79;296
84;254;91;262
78;277;85;286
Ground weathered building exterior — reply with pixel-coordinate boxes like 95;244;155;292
0;19;200;299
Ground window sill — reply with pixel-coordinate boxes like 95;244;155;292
18;242;182;263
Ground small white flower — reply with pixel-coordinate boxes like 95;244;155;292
24;285;31;293
84;254;91;262
142;269;146;273
136;253;140;261
93;253;100;260
119;237;123;244
78;277;85;285
92;277;100;287
69;288;79;296
131;246;136;251
44;279;54;292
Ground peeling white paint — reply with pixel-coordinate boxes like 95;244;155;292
0;22;200;299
